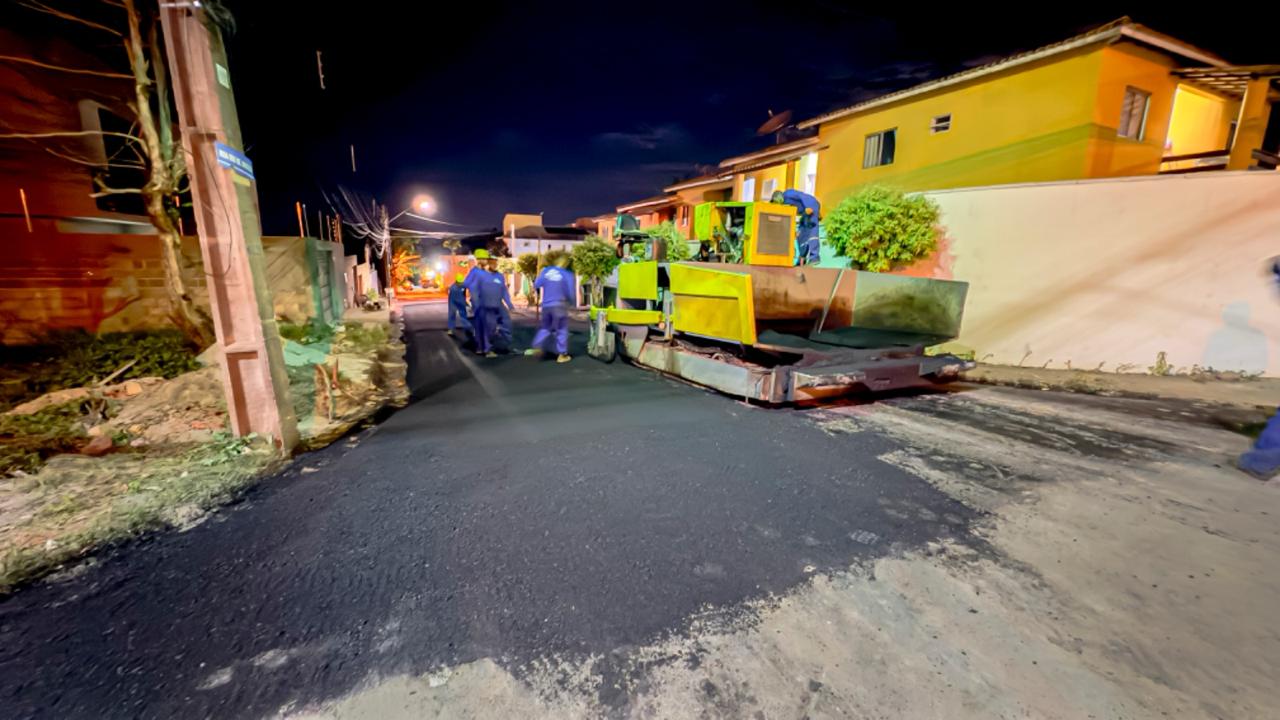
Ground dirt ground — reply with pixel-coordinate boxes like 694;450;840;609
288;385;1279;720
0;317;406;591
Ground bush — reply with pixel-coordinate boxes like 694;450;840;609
825;186;940;272
337;321;389;354
278;319;335;346
572;235;621;306
0;330;200;411
540;248;572;271
515;253;539;278
644;221;693;262
496;257;517;275
0;401;88;476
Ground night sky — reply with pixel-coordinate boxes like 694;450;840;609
225;2;1280;235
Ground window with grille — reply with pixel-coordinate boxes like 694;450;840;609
930;114;952;133
1118;87;1150;140
863;128;896;168
761;178;777;201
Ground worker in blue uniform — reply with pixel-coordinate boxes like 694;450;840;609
525;255;576;363
446;273;471;339
488;256;515;352
463;250;512;357
1238;256;1280;479
772;189;822;265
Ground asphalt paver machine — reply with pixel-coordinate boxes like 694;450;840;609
588;200;973;403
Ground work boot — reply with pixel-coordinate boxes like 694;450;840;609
485;351;498;358
524;349;544;357
446;329;454;337
557;354;571;364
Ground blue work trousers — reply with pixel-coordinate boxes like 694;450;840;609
531;304;569;355
473;307;498;353
1240;408;1280;477
448;301;472;333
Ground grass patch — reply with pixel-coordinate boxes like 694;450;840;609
0;330;199;412
278;319;335;346
0;401;90;476
0;432;281;593
337;321;389;354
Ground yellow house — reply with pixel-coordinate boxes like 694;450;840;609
726;18;1278;211
720;137;823;204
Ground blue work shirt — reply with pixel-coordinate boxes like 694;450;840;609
447;282;468;308
465;268;512;309
534;266;576;307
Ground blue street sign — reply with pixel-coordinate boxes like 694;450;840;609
214;141;255;181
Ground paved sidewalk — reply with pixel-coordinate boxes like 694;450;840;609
968;364;1280;412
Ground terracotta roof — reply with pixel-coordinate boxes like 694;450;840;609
663;173;733;193
718;137;820;170
797;17;1229;129
616;195;679;213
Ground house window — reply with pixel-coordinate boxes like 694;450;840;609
930;114;952;133
761;178;777;201
741;177;756;202
1118;87;1150;140
863;128;896;168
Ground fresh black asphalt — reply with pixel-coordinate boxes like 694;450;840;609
0;303;976;719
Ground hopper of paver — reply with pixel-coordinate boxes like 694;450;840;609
668;262;968;350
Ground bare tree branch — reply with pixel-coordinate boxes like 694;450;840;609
17;1;124;37
42;144;144;169
90;187;143;198
0;55;131;79
0;129;142;142
0;128;144;144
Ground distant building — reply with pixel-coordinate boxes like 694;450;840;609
499;214;589;257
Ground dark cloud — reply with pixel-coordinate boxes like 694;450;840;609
592;124;691;152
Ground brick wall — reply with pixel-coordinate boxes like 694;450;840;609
0;219;337;344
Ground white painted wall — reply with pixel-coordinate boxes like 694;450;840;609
508;238;583;258
922;171;1280;375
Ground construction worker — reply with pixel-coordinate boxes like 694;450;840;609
446;273;471;338
1238;256;1280;479
525;254;575;363
463;249;509;357
772;189;822;265
488;256;515;352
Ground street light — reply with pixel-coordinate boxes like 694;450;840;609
389;193;437;224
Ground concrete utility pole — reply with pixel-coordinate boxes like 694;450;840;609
160;3;299;450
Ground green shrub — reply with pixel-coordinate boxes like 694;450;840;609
572;235;621;307
825;186;941;272
515;253;539;278
540;248;572;271
338;321;389;353
0;401;88;476
644;221;693;262
277;319;335;346
0;330;200;411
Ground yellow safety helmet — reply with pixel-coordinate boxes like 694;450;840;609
474;248;490;259
455;273;466;283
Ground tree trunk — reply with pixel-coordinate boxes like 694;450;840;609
146;192;216;348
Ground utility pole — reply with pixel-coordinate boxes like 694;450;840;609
160;3;298;450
